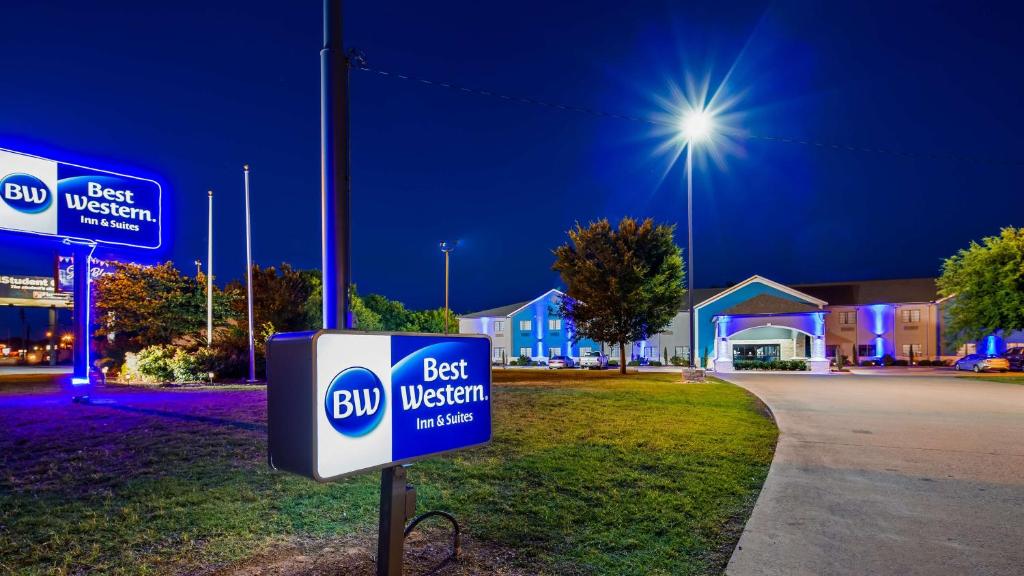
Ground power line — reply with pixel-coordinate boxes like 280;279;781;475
353;62;1024;168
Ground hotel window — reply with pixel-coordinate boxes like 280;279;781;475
857;344;876;358
839;311;856;325
579;347;591;355
901;309;921;323
519;347;532;358
548;318;562;331
493;321;504;334
548;347;561;357
493;347;505;360
674;346;689;358
901;344;923;356
519;319;532;332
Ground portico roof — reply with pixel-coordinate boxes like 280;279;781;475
720;293;823;316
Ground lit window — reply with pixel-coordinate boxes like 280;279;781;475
580;347;591;355
493;347;505;359
548;347;561;357
901;309;921;323
901;344;923;356
494;321;504;334
839;311;856;325
519;347;532;358
548;318;562;331
519;320;532;331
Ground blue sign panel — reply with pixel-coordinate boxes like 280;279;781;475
266;331;492;482
389;336;492;461
0;147;162;249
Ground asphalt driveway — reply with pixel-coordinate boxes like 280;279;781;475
723;373;1024;576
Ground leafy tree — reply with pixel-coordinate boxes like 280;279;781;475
938;227;1024;345
552;217;685;374
93;262;236;360
226;264;320;333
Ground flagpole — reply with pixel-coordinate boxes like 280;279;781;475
207;190;214;347
243;165;257;382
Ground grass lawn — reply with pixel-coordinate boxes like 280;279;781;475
957;374;1024;385
0;370;776;575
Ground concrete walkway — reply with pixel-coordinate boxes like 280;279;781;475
723;373;1024;576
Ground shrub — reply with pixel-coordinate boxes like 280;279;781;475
734;359;807;371
891;359;909;367
124;344;219;383
627;360;641;366
881;354;896;366
608;360;619;366
649;360;663;366
670;355;685;366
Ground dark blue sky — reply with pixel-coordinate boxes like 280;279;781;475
2;0;1022;334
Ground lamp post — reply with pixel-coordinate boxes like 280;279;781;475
439;241;455;335
679;110;713;368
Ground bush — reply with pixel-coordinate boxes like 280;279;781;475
627;360;641;366
649;360;663;366
124;344;219;383
881;354;896;366
734;359;807;371
608;360;619;366
891;359;909;366
670;355;685;366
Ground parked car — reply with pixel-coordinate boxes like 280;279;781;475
548;355;576;369
953;353;1009;373
579;350;609;370
1004;347;1024;371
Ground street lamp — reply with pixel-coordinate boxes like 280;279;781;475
679;108;715;369
439;241;456;335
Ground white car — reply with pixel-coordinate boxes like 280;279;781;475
548;356;576;369
579;351;609;369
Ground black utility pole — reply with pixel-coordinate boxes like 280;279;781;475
321;3;409;575
322;0;351;330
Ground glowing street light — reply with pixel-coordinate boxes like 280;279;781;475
680;106;716;369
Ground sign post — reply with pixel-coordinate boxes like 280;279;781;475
267;331;492;574
0;146;163;388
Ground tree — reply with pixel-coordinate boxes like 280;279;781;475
937;227;1024;346
552;217;685;374
93;262;236;360
226;264;320;333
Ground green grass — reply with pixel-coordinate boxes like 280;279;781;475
0;370;776;575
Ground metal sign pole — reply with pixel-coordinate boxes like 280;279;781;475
377;465;411;576
243;165;257;382
68;240;97;389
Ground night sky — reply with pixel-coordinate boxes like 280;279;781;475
2;1;1023;339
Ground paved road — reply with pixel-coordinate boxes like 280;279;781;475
724;373;1024;576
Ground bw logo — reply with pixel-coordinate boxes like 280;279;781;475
324;367;386;437
1;173;52;214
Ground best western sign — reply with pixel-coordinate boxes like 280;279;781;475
267;331;492;481
0;147;162;249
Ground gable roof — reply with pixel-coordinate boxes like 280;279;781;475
694;275;827;310
461;288;564;319
721;293;823;316
793;278;938;306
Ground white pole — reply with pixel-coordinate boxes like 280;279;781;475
207;190;213;347
243;165;257;382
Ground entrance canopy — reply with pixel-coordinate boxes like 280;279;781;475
700;276;830;373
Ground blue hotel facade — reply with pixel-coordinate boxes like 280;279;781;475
460;276;1024;370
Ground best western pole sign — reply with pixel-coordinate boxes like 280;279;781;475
267;331;492;480
0;147;161;248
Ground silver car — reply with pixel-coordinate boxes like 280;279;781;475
579;350;608;369
954;353;1009;373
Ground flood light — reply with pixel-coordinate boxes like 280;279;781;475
680;109;714;142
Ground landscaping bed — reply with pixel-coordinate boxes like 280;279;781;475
0;370;776;575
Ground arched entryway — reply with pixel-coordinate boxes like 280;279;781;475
712;312;829;373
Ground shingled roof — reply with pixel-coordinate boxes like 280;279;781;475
792;278;939;306
721;293;822;316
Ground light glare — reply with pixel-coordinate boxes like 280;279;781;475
680;110;714;141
